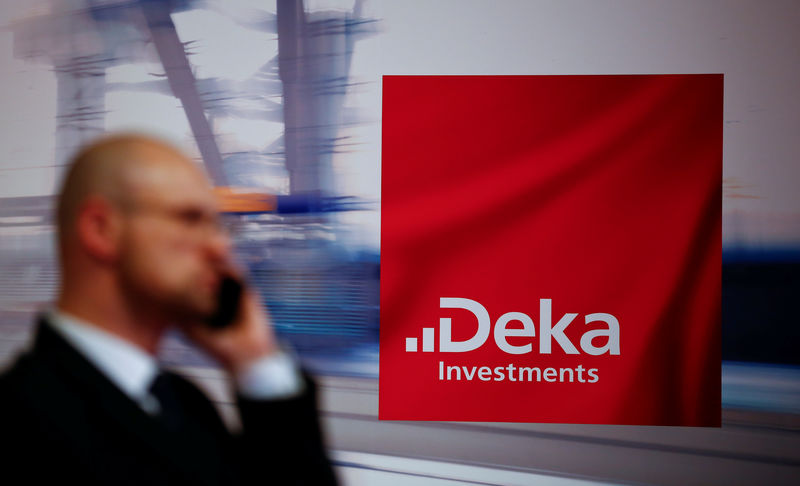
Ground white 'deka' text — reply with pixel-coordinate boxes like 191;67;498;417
405;298;620;355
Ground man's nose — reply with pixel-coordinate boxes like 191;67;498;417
206;226;232;260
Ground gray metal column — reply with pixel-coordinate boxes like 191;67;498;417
139;0;227;186
54;56;107;177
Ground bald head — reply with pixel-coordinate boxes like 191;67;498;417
56;134;204;250
54;134;230;351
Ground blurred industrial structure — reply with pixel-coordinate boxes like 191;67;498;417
1;0;381;365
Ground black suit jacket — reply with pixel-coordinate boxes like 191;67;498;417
0;317;338;485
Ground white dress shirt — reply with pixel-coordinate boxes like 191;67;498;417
47;309;304;415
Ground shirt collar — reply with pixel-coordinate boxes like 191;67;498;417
47;309;159;402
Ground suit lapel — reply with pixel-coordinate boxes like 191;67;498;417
31;316;221;486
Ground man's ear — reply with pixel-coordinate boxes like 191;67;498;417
75;196;124;262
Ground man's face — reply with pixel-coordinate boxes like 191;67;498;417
115;156;230;322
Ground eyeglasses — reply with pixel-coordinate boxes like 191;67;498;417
124;204;238;241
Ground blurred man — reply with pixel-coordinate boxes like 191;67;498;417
0;134;338;485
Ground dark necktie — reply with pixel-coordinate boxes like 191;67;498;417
148;371;184;430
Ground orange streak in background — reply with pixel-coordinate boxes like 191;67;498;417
214;187;277;213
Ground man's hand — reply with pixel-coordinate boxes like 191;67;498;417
181;287;280;375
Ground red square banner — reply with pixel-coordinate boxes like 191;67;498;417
379;75;722;426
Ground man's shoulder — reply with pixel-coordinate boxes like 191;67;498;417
1;344;82;417
0;345;122;485
0;323;100;440
1;347;47;399
1;321;67;393
0;348;76;453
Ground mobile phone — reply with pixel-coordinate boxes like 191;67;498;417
206;276;243;329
